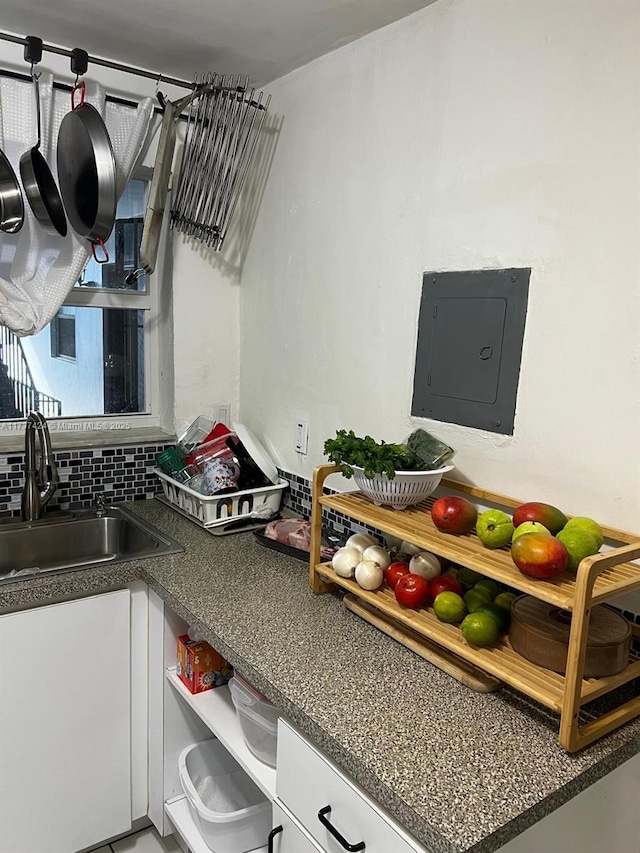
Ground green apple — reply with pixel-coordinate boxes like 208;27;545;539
476;509;514;549
511;521;551;543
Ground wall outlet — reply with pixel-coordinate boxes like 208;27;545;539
213;402;231;426
295;419;309;455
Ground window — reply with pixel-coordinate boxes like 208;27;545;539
0;169;167;431
51;309;77;361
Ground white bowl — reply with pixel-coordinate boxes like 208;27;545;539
351;465;454;510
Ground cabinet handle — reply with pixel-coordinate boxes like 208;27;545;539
268;825;283;853
318;805;366;851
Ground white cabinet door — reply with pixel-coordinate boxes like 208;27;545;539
271;801;325;853
277;721;425;853
0;589;132;853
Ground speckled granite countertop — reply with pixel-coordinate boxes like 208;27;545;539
1;499;638;853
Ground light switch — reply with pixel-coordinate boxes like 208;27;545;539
295;420;309;454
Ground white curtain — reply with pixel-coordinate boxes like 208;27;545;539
0;74;154;336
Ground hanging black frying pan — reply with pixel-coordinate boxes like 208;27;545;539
19;70;68;237
0;148;24;233
57;75;117;263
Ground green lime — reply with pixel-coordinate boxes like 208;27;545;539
461;612;500;647
433;592;467;623
563;517;604;550
474;579;500;600
494;592;518;611
456;567;485;590
475;603;510;633
463;588;492;613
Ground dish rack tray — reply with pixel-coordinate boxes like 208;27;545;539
155;468;288;531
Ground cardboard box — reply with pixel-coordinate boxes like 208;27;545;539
176;635;233;694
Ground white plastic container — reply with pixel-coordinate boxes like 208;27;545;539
350;464;454;509
178;738;271;853
229;675;280;768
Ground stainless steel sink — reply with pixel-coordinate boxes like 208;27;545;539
0;504;183;584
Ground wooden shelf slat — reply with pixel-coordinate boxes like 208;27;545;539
317;564;567;711
319;492;640;610
319;564;640;714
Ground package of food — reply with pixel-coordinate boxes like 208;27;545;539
264;517;310;549
176;635;233;694
405;428;455;470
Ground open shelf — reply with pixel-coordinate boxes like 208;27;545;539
319;492;640;609
310;464;640;752
165;668;276;800
317;564;640;711
165;795;268;853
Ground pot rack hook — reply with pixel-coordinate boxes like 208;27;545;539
70;47;89;87
155;74;169;113
69;48;88;108
24;35;42;80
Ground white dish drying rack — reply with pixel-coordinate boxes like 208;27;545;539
155;468;288;535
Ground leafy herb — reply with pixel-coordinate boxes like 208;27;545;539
324;430;426;480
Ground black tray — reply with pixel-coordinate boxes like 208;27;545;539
253;530;309;562
253;528;340;562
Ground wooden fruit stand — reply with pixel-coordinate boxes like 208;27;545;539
309;464;640;752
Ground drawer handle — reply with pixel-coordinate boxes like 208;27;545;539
318;805;366;851
268;825;283;853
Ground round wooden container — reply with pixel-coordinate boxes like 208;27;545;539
509;595;631;677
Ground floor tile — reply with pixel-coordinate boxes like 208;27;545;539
111;827;181;853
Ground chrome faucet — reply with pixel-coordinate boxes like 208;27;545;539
21;412;59;521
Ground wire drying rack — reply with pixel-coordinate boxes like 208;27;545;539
170;73;270;251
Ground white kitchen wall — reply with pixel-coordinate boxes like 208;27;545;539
237;0;640;531
3;4;639;531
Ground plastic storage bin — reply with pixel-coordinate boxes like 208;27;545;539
178;738;271;853
229;675;280;767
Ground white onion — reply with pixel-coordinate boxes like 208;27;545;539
355;560;384;591
362;545;391;571
409;552;441;581
331;547;361;579
346;532;379;554
399;540;422;556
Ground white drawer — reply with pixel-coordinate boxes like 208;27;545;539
271;801;324;853
276;720;425;853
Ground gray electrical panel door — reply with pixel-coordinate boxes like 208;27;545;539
412;268;530;434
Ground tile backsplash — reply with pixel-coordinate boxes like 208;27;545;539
4;453;638;651
0;441;173;518
278;468;380;541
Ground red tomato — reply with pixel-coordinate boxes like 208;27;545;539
385;562;410;589
394;573;430;609
430;575;463;597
